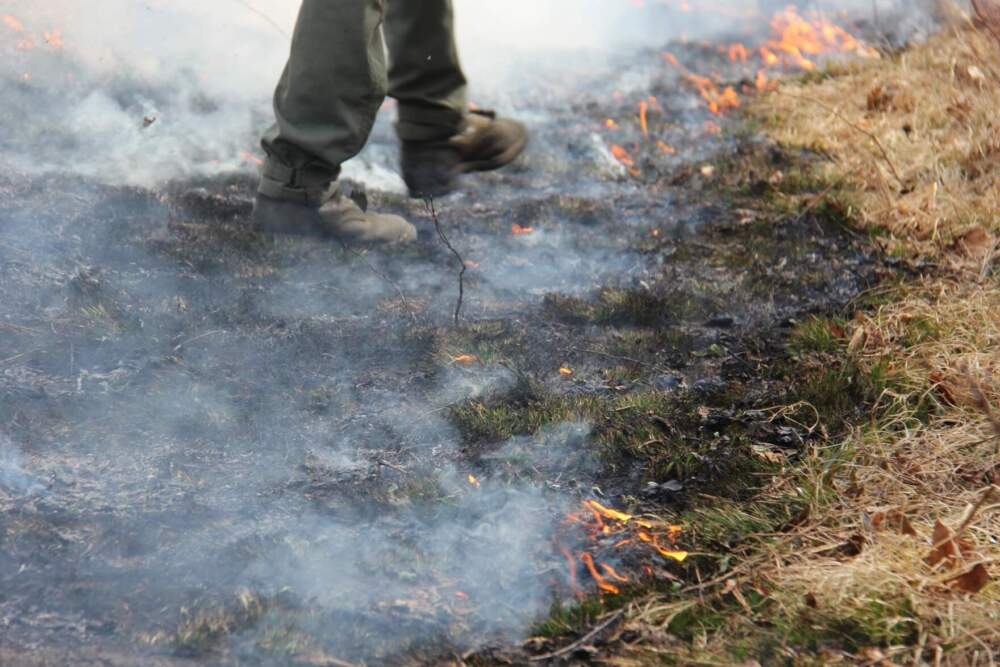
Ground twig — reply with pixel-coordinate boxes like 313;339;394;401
337;241;419;325
962;362;1000;455
955;485;999;537
424;196;467;326
376;459;408;474
779;90;906;189
173;330;224;352
528;609;625;662
570;346;655;369
791;175;848;230
0;350;32;366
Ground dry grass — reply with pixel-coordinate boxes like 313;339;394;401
754;15;1000;261
611;10;1000;665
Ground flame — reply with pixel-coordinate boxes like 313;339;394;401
601;563;630;584
560;545;583;598
581;552;620;595
610;144;635;167
727;42;750;63
559;367;574;377
655;6;876;119
638;101;650;138
684;74;741;115
3;15;25;32
604;118;619;130
765;7;877;72
559;499;688;597
511;223;534;235
467;474;480;488
43;28;63;50
450;354;479;365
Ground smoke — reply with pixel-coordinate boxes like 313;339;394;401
0;0;936;661
0;0;936;187
0;435;45;497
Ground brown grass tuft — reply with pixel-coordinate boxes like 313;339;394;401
612;10;1000;665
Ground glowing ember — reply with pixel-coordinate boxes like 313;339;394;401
467;474;481;488
610;144;635;167
559;367;574;377
511;223;534;235
604;118;619;130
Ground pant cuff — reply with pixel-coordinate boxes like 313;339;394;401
257;158;338;206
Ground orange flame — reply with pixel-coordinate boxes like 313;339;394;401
43;29;63;50
511;223;534;235
581;552;620;595
3;15;25;32
561;499;688;595
610;144;635;167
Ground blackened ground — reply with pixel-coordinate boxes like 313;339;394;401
0;43;881;667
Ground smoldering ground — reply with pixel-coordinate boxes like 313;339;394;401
1;1;931;664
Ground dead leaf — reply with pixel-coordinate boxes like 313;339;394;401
952;227;995;260
804;592;819;608
926;520;974;568
928;371;961;406
947;563;991;594
871;509;919;537
858;646;886;662
752;446;786;465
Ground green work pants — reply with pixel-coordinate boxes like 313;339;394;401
259;0;469;203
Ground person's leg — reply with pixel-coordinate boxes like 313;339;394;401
260;0;388;205
383;0;529;198
383;0;468;143
254;0;416;246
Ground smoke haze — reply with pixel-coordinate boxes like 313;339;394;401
1;0;934;186
0;0;931;662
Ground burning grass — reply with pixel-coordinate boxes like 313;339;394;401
561;10;1000;665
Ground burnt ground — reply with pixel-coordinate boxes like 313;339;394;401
1;40;883;667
